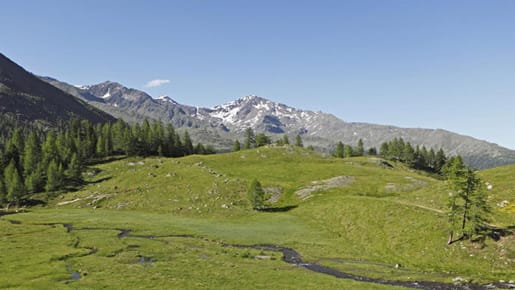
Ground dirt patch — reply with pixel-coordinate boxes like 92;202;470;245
295;176;354;200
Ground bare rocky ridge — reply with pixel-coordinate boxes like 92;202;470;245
42;77;515;169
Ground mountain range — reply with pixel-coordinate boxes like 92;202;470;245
42;77;515;170
1;52;514;169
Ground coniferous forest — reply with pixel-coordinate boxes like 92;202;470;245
0;115;214;207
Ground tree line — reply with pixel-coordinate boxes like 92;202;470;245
333;138;448;175
233;128;309;151
0;118;213;207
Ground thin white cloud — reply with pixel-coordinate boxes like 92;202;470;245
144;79;171;88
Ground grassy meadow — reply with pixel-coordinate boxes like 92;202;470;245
1;146;513;289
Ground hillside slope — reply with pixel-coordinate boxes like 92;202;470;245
0;53;115;124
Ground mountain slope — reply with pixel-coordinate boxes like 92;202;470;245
0;53;115;124
42;78;515;169
207;96;515;169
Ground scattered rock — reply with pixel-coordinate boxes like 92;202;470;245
127;162;135;166
148;173;156;177
452;277;467;283
255;255;272;260
221;204;229;209
497;200;510;208
295;176;354;200
395;263;401;269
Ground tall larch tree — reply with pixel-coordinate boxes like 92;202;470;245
4;159;25;206
446;156;490;244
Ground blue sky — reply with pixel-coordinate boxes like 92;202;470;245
2;0;515;149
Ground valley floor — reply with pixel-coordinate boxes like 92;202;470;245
1;147;513;289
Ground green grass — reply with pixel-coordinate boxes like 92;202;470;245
1;146;514;289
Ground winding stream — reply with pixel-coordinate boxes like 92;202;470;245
4;219;511;289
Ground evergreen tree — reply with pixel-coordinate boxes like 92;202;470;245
0;173;6;205
379;142;389;157
295;135;303;147
435;148;447;174
335;141;344;158
244;128;255;149
45;160;63;192
4;128;23;169
195;143;206;154
367;147;377;155
67;153;83;183
233;140;241;152
446;156;490;244
255;133;270;147
344;145;353;158
96;134;106;157
356;139;364;156
23;131;41;178
102;123;113;156
4;159;25;205
42;132;58;168
282;135;289;145
25;168;43;194
183;131;194;155
248;179;265;210
402;142;416;167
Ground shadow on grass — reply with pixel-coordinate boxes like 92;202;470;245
485;225;515;242
259;205;298;212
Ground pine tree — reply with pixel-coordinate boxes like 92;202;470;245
183;131;194;155
255;133;270;147
335;141;344;158
380;142;389;157
367;147;377;155
295;135;303;147
4;159;25;206
402;142;416;167
45;160;63;192
195;143;206;154
446;156;490;244
356;139;364;156
244;128;255;149
248;179;265;210
25;168;44;194
233;140;241;152
0;174;6;205
4;128;23;169
42;132;58;168
96;135;105;157
23;131;41;178
435;148;447;174
282;135;289;145
67;153;83;183
344;145;353;158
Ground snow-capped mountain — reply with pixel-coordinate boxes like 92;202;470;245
41;77;515;169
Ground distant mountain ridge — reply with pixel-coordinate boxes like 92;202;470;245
42;77;515;169
0;54;114;124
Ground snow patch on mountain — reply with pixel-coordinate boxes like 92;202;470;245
102;89;111;99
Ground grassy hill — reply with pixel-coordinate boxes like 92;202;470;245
1;146;513;289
